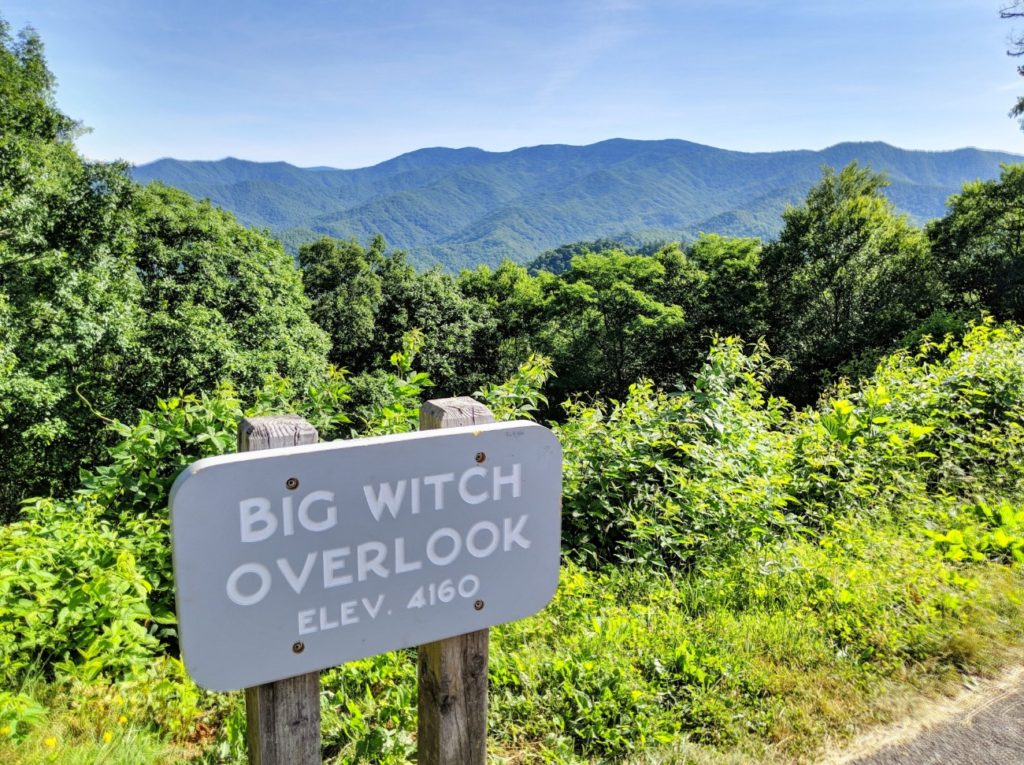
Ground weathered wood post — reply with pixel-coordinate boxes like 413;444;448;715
417;397;494;765
238;415;322;765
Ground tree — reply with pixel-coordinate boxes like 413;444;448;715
547;251;686;398
299;235;384;369
129;183;330;401
650;237;767;379
458;260;550;381
761;163;942;402
0;179;333;518
1002;2;1024;125
928;164;1024;321
372;252;488;394
683;235;766;342
527;238;637;276
0;17;331;518
0;20;76;142
298;236;493;395
0;19;145;515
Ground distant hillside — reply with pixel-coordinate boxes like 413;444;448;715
132;140;1022;269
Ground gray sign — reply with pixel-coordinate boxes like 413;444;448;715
170;421;562;691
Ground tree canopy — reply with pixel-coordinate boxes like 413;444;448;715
761;163;941;401
0;23;329;517
928;164;1024;322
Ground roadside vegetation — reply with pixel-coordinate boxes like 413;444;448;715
3;16;1024;765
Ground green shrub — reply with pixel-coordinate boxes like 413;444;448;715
926;499;1024;564
557;322;1024;570
867;320;1024;497
557;337;795;569
0;500;168;685
476;353;553;421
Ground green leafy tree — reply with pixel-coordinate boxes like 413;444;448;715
0;18;330;518
299;236;490;396
299;235;385;369
0;21;144;515
129;184;330;403
369;249;488;395
548;251;686;398
761;163;941;402
928;164;1024;321
458;260;551;382
683;234;766;342
645;237;766;381
0;21;75;141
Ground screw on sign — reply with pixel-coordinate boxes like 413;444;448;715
169;398;562;765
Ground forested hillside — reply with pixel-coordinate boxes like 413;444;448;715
132;140;1021;269
5;16;1024;765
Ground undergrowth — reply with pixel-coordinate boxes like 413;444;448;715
3;322;1024;763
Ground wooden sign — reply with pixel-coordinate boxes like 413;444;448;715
169;420;562;691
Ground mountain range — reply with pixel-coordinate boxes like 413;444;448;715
131;139;1022;270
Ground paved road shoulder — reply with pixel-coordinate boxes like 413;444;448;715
823;667;1024;765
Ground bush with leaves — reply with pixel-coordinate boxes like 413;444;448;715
926;499;1024;565
557;337;794;569
475;353;553;421
866;320;1024;497
0;330;440;692
0;499;168;687
557;321;1024;570
354;329;433;436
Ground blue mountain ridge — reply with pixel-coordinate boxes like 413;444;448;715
131;139;1023;269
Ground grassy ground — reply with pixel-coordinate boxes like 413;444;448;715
4;520;1023;765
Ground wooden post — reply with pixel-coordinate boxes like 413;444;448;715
238;415;322;765
417;397;494;765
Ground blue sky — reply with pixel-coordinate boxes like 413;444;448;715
4;0;1023;168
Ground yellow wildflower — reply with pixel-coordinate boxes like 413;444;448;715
43;736;57;748
103;731;113;743
118;715;128;725
0;724;11;736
